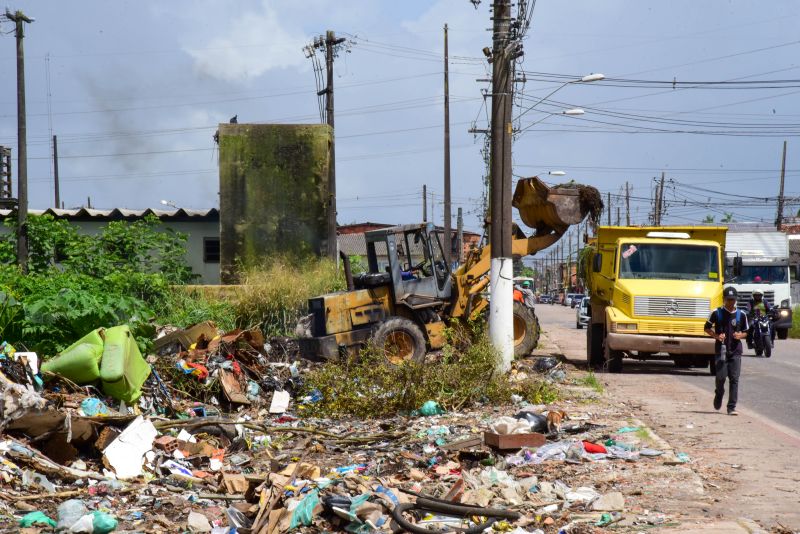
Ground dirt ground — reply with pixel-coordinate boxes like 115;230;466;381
536;304;800;533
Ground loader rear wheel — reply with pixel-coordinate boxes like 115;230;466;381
513;301;539;358
373;317;427;365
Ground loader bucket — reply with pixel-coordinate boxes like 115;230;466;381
512;176;602;233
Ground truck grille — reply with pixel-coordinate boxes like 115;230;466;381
638;321;706;335
735;291;774;311
634;296;710;318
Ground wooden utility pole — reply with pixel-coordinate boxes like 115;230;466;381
776;140;787;229
52;134;60;209
422;184;427;222
7;10;32;273
318;31;346;260
625;181;630;226
456;207;464;264
488;0;515;369
443;23;452;267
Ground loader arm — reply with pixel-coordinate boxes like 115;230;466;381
447;176;601;320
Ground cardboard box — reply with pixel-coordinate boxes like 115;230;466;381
483;431;545;450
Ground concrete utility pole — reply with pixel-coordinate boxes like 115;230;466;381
607;192;611;225
314;30;346;260
456;206;464;264
422;184;428;222
654;172;666;226
616;206;621;226
776;140;787;229
443;23;452;267
567;232;572;292
52;134;60;209
488;0;515;370
7;10;32;273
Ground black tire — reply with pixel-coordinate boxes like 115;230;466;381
512;301;539;358
691;355;709;368
673;355;692;368
372;317;427;365
576;322;583;329
777;328;788;340
764;340;772;358
587;323;604;367
605;342;623;373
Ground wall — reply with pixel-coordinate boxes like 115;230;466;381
218;123;331;283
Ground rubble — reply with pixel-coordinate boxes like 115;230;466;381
0;322;718;532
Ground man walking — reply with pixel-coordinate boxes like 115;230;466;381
704;287;749;415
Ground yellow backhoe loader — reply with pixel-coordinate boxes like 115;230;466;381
298;177;601;363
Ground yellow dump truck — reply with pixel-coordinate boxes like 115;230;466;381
585;226;731;374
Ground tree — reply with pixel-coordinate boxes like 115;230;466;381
702;215;715;223
721;212;735;223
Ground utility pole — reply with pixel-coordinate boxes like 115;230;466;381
311;31;347;260
7;10;32;273
443;23;452;268
776;140;787;229
52;134;60;209
456;207;464;264
616;206;621;226
607;192;611;225
567;232;572;292
625;181;630;226
422;184;428;222
488;0;515;370
654;172;665;226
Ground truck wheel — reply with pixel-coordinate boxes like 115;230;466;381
673;355;692;368
587;324;604;367
372;318;427;365
777;328;788;340
605;343;623;373
512;301;539;357
691;355;709;368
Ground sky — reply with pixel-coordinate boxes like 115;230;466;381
1;0;799;249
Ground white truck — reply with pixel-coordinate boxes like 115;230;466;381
725;224;795;339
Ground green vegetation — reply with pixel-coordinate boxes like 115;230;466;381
0;214;192;355
303;324;558;418
578;371;604;393
635;427;652;442
234;257;345;337
790;305;800;339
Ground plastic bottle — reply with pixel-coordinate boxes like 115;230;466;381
57;499;88;530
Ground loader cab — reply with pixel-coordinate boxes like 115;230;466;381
364;223;452;309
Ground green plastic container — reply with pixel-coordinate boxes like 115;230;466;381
99;325;151;403
41;328;105;384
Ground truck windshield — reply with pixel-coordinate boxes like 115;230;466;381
736;265;788;284
618;243;719;281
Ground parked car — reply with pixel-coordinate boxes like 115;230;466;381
576;296;590;329
538;294;553;304
566;293;584;308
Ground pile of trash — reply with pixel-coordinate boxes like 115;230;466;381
0;322;687;532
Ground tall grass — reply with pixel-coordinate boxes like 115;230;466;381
790;305;800;339
234;257;346;336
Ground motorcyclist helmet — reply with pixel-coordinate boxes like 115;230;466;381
521;281;531;288
752;289;763;297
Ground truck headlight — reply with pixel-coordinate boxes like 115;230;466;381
780;299;790;308
612;322;638;332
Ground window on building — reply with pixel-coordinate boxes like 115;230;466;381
204;237;220;263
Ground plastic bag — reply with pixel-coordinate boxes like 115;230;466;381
289;490;320;529
92;511;118;533
415;400;444;416
81;397;112;417
19;511;57;528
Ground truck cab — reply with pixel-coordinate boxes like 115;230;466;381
586;227;726;373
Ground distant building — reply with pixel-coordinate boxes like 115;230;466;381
0;208;220;284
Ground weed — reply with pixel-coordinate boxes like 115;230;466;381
578;371;604;393
155;289;237;332
790;305;800;339
635;427;652;442
303;326;559;418
234;256;345;337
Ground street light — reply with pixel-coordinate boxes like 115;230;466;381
516;108;586;136
160;199;179;209
514;72;604;124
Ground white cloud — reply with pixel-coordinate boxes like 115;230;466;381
184;2;308;83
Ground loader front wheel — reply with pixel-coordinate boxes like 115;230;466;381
513;301;539;358
373;317;427;365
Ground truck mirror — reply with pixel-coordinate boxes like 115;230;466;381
732;256;742;277
592;253;602;273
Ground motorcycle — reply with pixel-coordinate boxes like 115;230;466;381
751;310;774;358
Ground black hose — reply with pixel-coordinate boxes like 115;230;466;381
390;503;497;534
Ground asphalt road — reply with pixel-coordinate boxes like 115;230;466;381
535;302;800;433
